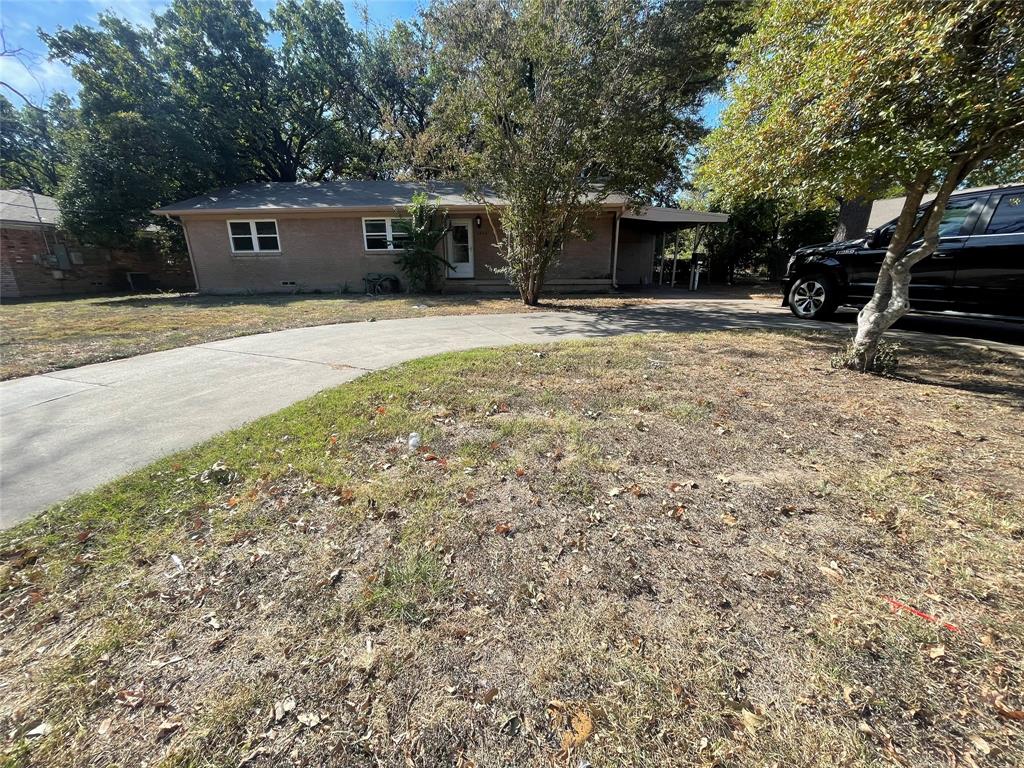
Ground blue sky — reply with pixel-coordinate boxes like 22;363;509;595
1;0;724;124
0;0;419;103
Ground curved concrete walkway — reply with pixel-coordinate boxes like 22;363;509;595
2;299;1021;527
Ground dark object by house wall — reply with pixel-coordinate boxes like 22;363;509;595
0;225;195;300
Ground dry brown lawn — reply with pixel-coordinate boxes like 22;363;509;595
0;292;659;380
1;330;1021;767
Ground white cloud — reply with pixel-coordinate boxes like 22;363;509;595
82;0;169;26
0;54;79;105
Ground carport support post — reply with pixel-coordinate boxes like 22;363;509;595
611;211;621;289
670;230;679;288
689;225;707;292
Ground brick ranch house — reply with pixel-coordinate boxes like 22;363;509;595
0;189;194;300
155;181;727;294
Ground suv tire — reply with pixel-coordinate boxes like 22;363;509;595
788;274;838;320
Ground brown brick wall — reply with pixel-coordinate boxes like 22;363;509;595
181;209;619;294
0;224;194;301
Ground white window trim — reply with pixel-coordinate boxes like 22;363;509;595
361;216;412;252
227;219;281;255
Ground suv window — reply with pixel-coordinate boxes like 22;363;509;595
872;196;976;245
985;193;1024;235
937;196;977;236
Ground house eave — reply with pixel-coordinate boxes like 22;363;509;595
152;201;630;217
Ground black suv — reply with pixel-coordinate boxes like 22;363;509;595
782;184;1024;320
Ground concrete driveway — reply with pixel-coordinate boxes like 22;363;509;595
2;298;1021;527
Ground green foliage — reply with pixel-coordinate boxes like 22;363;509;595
0;93;77;195
393;193;452;292
427;0;744;304
357;20;443;177
832;339;900;376
703;197;837;279
699;0;1024;364
698;0;1024;208
38;0;438;246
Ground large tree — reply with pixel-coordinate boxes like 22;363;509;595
699;0;1024;370
427;0;742;305
0;93;77;194
42;0;390;245
356;20;444;178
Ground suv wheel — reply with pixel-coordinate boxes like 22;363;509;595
788;274;837;320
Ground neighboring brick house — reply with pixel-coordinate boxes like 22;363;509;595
155;181;728;294
0;190;194;300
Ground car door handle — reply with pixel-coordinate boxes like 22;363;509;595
930;253;955;260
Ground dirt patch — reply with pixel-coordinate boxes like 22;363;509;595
1;330;1021;767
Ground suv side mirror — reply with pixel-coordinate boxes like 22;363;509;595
866;228;892;249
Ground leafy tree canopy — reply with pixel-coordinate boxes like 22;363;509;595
39;0;437;246
426;0;744;304
698;0;1023;370
698;0;1024;208
0;92;77;194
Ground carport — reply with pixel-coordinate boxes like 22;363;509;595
612;207;730;288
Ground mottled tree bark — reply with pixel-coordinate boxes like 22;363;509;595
850;158;974;371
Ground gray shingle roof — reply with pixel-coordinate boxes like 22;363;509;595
154;180;636;215
0;189;60;226
154;181;502;215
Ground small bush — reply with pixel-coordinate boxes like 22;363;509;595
831;339;901;376
393;194;451;292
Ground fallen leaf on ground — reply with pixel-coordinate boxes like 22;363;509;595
817;564;844;583
721;512;738;526
156;718;182;741
297;711;321;728
970;734;992;755
985;692;1024;721
478;687;499;705
739;708;763;733
25;723;51;738
273;697;296;722
926;644;946;659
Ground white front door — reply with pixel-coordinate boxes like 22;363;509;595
446;219;474;279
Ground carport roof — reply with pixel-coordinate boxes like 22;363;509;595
622;207;729;225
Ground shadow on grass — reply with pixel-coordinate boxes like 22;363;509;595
520;303;1023;405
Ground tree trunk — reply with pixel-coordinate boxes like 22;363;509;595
849;157;974;371
834;197;873;241
520;270;543;305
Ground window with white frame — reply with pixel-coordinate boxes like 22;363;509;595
362;218;411;251
228;220;280;253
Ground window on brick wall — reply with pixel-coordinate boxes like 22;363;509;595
362;217;412;251
227;220;280;253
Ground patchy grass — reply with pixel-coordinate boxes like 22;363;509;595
1;330;1022;767
0;291;660;380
